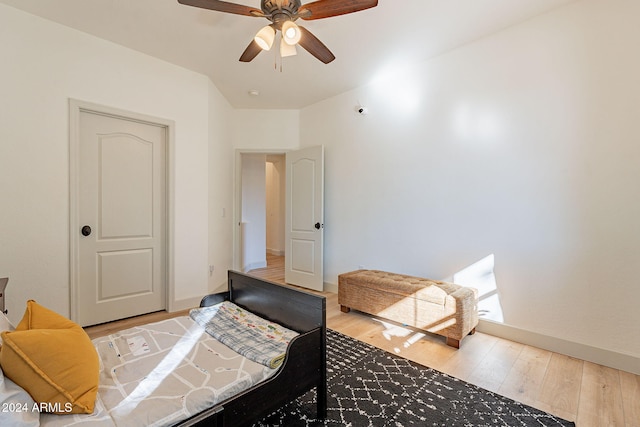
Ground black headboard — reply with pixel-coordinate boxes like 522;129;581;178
226;270;325;334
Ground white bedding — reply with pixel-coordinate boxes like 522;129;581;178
37;316;278;427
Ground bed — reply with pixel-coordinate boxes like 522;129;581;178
0;271;327;427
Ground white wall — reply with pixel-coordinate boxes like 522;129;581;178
240;154;267;272
0;4;220;319
301;0;640;370
231;109;300;150
207;82;235;294
266;155;285;255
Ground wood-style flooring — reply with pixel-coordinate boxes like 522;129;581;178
85;254;640;427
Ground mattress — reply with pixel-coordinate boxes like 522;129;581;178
40;316;278;427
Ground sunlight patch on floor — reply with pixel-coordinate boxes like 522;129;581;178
373;318;427;354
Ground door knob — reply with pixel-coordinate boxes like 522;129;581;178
81;225;92;236
314;222;321;230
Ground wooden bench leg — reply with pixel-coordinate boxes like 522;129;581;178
446;328;476;349
340;305;350;313
446;337;461;349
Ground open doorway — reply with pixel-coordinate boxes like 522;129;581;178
235;146;324;290
236;152;286;275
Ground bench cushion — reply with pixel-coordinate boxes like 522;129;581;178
339;270;461;306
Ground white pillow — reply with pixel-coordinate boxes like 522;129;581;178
1;313;39;426
0;312;15;346
0;368;40;427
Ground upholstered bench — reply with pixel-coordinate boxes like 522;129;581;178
338;270;479;348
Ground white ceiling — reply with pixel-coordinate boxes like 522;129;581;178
1;0;576;109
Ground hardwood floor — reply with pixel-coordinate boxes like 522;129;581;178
84;308;190;339
85;254;640;426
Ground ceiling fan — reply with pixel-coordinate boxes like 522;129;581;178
177;0;378;64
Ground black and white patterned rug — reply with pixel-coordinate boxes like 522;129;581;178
255;329;575;427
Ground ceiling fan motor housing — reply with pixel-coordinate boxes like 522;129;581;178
261;1;300;33
262;0;300;20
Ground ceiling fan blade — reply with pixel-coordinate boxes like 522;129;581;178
239;39;263;62
178;0;263;17
299;0;377;20
298;26;335;64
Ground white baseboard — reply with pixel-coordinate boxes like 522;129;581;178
323;281;338;293
477;319;640;375
209;282;227;295
243;261;267;273
169;295;202;312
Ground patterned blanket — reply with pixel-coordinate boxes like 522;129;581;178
189;301;298;369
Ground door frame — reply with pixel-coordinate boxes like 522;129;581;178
68;99;174;322
233;148;288;272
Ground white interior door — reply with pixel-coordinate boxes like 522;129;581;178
285;145;324;291
73;107;166;326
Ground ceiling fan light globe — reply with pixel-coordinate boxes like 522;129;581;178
255;25;275;50
280;38;297;57
285;26;297;40
282;20;301;45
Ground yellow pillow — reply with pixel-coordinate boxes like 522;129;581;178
14;299;80;331
0;300;99;414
